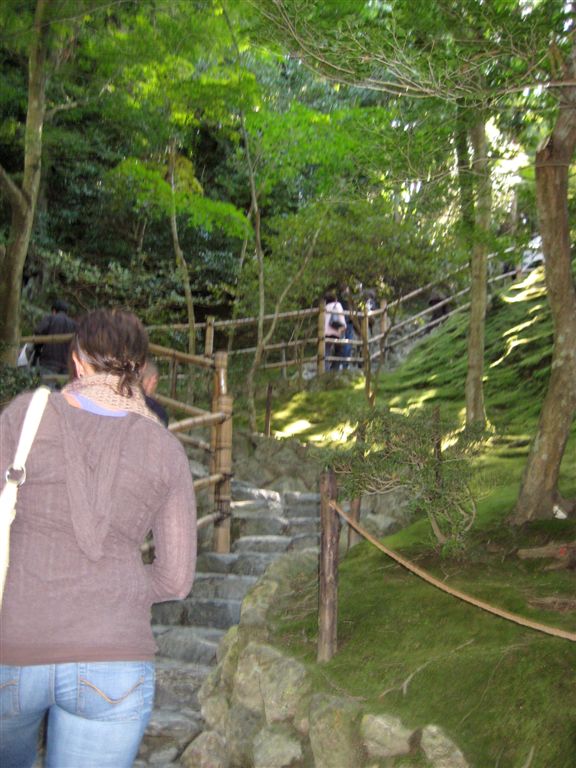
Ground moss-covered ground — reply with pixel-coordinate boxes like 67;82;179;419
250;268;576;767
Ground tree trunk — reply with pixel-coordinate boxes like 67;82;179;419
511;57;576;523
168;139;196;356
0;0;50;363
465;119;490;427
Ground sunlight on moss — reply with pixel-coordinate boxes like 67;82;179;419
490;336;532;368
502;271;546;302
276;418;312;437
503;318;539;338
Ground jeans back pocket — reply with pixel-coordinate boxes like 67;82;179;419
77;662;154;722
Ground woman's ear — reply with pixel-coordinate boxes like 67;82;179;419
71;351;85;379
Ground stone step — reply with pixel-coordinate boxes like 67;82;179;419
231;497;282;514
231;480;282;505
230;507;286;538
153;598;241;630
290;532;320;550
232;535;291;554
139;707;203;765
154;657;212;710
196;551;277;576
284;516;320;536
192;572;258;600
282;491;321;518
153;625;224;665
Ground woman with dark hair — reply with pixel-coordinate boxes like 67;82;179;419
0;308;197;768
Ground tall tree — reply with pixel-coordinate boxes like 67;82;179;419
0;0;51;362
254;0;576;518
512;29;576;523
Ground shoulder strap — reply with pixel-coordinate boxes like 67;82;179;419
11;387;51;476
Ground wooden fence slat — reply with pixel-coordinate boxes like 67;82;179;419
176;433;211;452
318;469;340;663
148;342;214;369
168;411;228;432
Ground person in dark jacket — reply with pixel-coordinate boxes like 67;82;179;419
33;299;77;375
141;359;169;427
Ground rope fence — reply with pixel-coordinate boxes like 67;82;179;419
318;470;575;662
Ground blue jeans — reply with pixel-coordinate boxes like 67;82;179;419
0;661;155;768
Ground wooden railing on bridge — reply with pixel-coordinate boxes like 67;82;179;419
19;334;233;554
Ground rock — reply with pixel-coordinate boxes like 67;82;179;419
181;731;229;768
200;691;229;735
148;745;179;764
260;654;312;725
144;708;203;750
360;713;415;758
421;724;469;768
225;702;264;767
308;694;363;768
239;580;279;637
217;625;241;692
233;642;283;715
253;726;303;768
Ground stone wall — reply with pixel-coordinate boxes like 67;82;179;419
181;550;469;768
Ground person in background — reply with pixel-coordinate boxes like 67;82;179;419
0;308;197;768
339;285;355;370
324;290;346;371
33;299;77;378
141;359;169;427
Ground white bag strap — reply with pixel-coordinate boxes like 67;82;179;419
8;386;51;483
0;387;51;609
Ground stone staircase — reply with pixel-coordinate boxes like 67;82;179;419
135;484;321;767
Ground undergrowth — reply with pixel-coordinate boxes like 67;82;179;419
254;268;576;767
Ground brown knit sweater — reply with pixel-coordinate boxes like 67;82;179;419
0;391;197;665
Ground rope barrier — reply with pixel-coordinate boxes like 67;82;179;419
330;501;576;643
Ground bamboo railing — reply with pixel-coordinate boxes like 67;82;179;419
141;259;517;384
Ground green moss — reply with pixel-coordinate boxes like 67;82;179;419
260;270;576;767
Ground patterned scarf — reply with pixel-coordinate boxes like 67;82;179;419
62;372;159;422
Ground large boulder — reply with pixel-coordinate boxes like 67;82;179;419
360;713;415;759
253;726;304;768
421;724;469;768
180;731;229;768
308;694;363;768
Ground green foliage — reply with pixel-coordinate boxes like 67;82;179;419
323;406;486;551
0;364;40;411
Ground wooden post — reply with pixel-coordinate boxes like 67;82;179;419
169;357;178;399
318;469;340;663
433;404;442;491
362;306;371;398
347;497;362;550
264;383;273;437
380;298;390;362
317;300;326;375
211;352;233;554
205;315;215;357
281;347;287;379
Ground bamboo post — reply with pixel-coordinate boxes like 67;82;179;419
211;352;233;554
433;405;442;491
380;299;390;361
264;383;273;437
362;306;371;396
318;469;340;663
281;347;287;379
169;357;178;399
347;497;362;550
317;300;326;375
205;315;215;357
